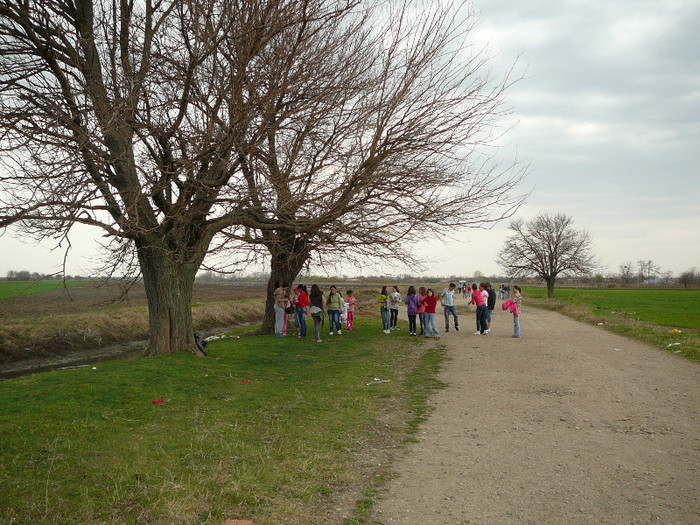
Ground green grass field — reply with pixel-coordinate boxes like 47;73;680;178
0;280;86;299
0;318;444;525
524;287;700;361
524;287;700;328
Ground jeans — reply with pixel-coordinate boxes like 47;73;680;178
274;304;285;335
381;306;390;330
486;308;493;323
424;313;439;337
328;310;341;333
476;305;488;334
444;305;458;330
297;307;307;337
408;314;417;334
390;308;399;328
513;314;521;337
312;314;322;341
419;313;426;335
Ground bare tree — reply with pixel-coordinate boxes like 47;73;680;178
661;269;674;286
637;260;660;285
215;1;528;331
0;0;526;352
619;261;635;286
497;212;597;297
679;267;699;288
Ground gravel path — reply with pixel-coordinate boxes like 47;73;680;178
370;305;700;524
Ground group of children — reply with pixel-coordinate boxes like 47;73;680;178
274;283;357;343
385;282;523;339
274;282;523;342
467;282;522;337
378;285;442;337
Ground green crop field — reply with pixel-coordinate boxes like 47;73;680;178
0;280;86;299
523;287;699;329
523;287;700;361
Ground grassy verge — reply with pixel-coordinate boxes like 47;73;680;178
523;287;700;363
0;317;445;524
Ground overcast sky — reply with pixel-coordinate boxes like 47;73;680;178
422;0;700;277
1;0;698;279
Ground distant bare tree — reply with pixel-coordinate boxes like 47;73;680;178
0;0;526;351
497;212;597;297
679;267;699;288
619;262;635;286
661;270;674;286
637;260;660;285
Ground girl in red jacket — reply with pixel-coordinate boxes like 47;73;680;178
469;282;488;335
420;288;440;338
294;284;310;338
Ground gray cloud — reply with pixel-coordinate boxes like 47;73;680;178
459;0;700;274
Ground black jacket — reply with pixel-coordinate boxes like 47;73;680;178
487;289;497;310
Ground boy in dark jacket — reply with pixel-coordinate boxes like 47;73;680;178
486;282;497;334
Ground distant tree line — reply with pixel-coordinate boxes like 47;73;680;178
615;261;699;288
3;270;85;281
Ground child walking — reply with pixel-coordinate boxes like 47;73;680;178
345;290;356;330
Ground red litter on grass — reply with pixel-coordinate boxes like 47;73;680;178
151;399;164;404
242;379;249;383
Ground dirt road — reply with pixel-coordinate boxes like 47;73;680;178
370;306;700;524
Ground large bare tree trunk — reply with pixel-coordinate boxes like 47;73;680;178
260;237;309;334
137;242;204;356
546;277;556;298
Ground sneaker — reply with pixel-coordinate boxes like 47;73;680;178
329;332;334;336
473;331;481;335
484;329;490;334
455;326;459;331
315;339;323;343
445;328;449;333
338;330;342;335
434;335;441;339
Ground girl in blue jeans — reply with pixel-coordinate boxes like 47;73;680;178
512;286;522;338
378;285;391;333
326;285;343;335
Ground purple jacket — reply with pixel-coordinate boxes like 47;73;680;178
405;293;421;315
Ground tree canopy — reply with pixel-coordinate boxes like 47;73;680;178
1;0;527;352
